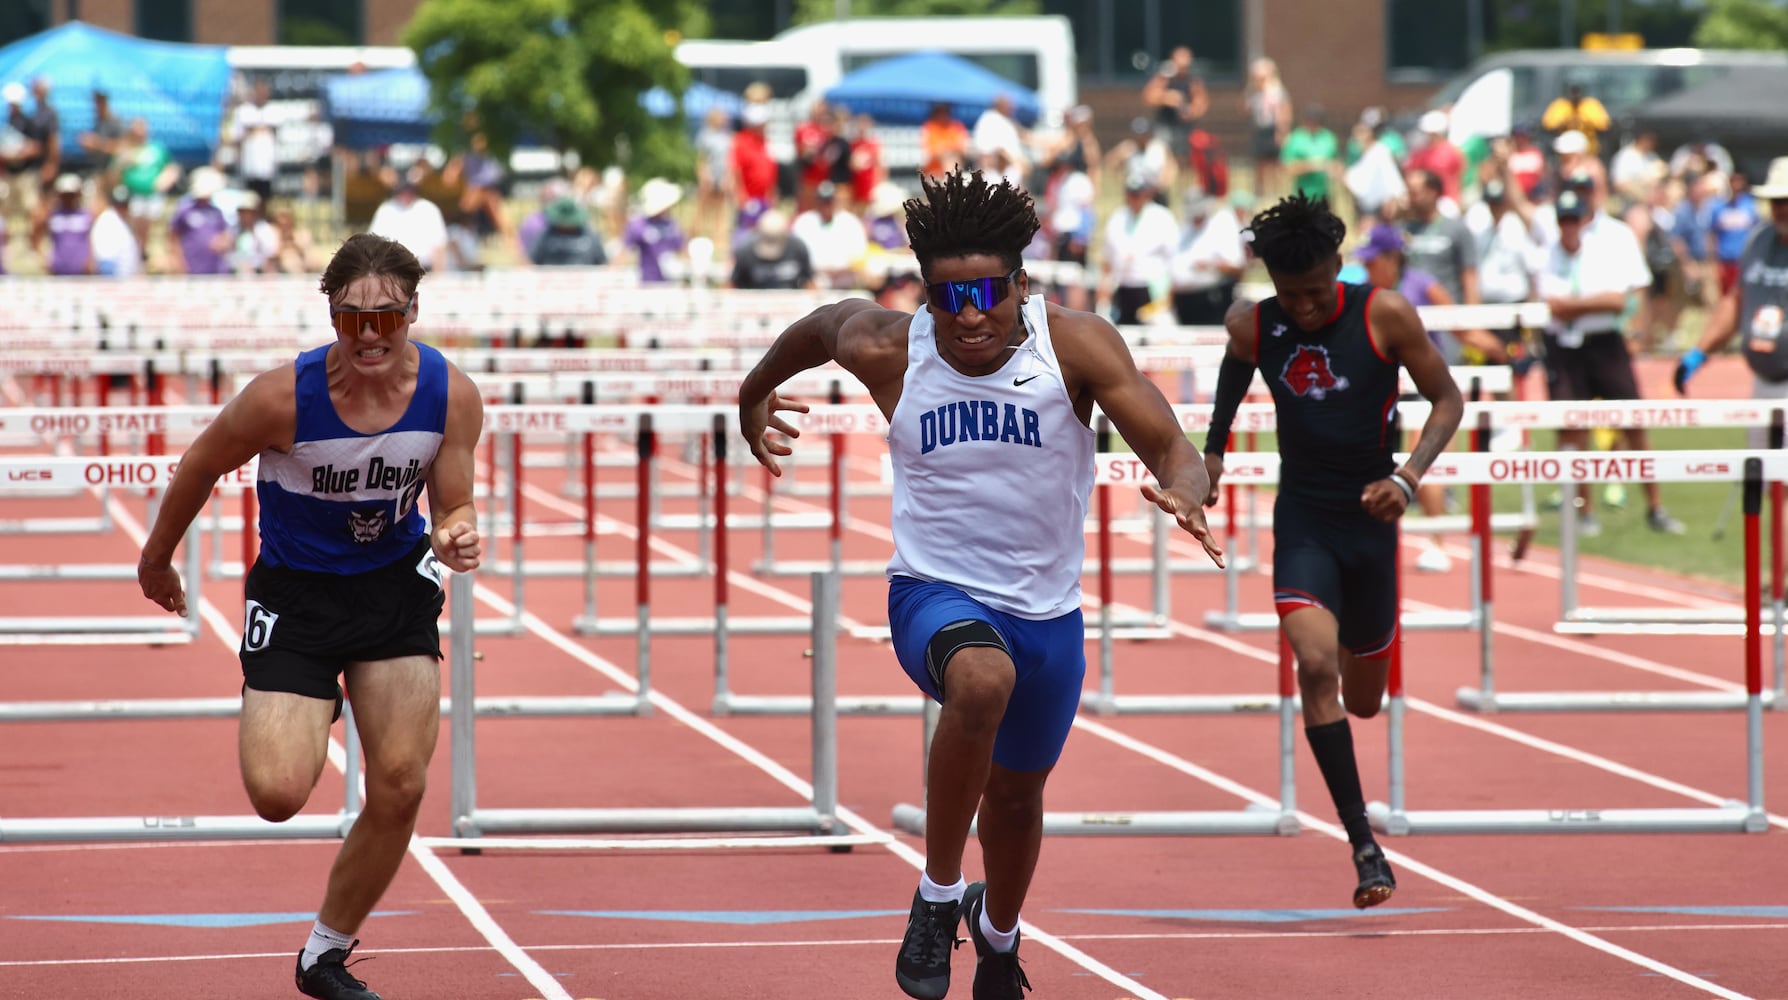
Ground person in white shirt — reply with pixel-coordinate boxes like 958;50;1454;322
1536;189;1684;536
1168;193;1246;325
1609;130;1663;203
971;95;1028;180
89;183;141;277
1101;173;1180;324
738;167;1221;1000
230;191;281;275
790;181;869;289
231;80;280;205
369;174;448;273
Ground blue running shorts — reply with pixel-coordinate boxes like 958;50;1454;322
887;577;1086;772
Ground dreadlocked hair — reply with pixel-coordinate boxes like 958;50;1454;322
903;167;1041;276
1245;191;1347;276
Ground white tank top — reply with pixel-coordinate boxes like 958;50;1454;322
886;296;1095;619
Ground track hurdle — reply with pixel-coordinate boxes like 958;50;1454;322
1372;455;1771;836
1452;401;1788;713
0;452;204;646
442;569;877;848
891;633;1301;837
1550;407;1785;637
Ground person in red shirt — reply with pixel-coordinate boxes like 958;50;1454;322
730;103;780;232
848;113;884;209
1405;110;1464;205
1504;123;1547;200
794;100;837;214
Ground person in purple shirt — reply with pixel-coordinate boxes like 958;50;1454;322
35;174;93;275
864;182;911;251
622;178;686;284
168;166;234;275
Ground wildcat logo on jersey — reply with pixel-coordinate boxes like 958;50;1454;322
1280;344;1350;400
347;506;389;544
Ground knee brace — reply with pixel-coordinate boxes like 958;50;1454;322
925;619;1009;699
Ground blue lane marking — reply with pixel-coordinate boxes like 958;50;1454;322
1054;907;1452;923
5;911;411;928
1580;906;1788;919
536;909;907;925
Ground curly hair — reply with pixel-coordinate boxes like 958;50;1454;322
1245;192;1347;276
903;167;1041;277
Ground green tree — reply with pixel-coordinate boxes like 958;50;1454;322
1694;0;1788;49
403;0;707;181
792;0;1038;25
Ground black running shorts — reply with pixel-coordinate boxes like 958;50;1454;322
240;536;446;701
1272;492;1400;659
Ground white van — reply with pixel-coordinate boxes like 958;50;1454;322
675;16;1078;173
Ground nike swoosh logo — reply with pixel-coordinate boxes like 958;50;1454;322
1014;375;1042;386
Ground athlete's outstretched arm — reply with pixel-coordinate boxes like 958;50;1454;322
1201;300;1260;506
1062;312;1224;568
138;368;298;614
1364;289;1464;522
427;366;485;573
737;298;905;475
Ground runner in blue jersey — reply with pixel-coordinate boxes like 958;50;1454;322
1203;193;1463;908
740;168;1224;1000
138;233;484;1000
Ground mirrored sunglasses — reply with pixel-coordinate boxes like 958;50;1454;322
926;269;1020;314
329;296;414;338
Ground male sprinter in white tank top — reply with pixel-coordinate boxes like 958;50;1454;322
139;234;484;1000
740;168;1224;1000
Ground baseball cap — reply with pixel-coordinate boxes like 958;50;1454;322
1;82;24;105
1355;224;1405;262
53;174;82;195
1483;179;1508;202
1555;189;1587;221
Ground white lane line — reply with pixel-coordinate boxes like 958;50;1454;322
94;498;574;1000
7;921;1787;969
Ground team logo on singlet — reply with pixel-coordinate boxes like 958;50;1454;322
1280;344;1350;401
347;506;390;544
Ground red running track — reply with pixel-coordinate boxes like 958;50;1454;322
3;360;1786;1000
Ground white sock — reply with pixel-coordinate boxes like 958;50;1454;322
918;871;965;904
299;920;355;971
978;906;1019;953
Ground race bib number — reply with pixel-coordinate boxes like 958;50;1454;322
243;600;279;652
415;547;445;590
1749;305;1783;353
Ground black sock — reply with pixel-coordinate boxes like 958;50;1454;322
1305;718;1375;850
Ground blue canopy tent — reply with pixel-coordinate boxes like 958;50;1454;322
823;50;1040;128
0;21;230;165
322;66;436;149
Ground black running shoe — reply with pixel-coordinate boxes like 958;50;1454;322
1352;843;1397;909
295;941;382;1000
960;882;1032;1000
896;888;963;999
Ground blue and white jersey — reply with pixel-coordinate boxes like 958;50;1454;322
886;295;1095;620
256;342;448;574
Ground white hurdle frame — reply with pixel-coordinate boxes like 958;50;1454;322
443;569;877;848
1373;455;1772;836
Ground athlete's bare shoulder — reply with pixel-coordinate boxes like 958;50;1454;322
833;298;912;371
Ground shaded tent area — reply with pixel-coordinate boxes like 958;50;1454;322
1627;65;1788;179
324;65;741;150
823;50;1040;128
0;21;230;165
322;66;435;148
